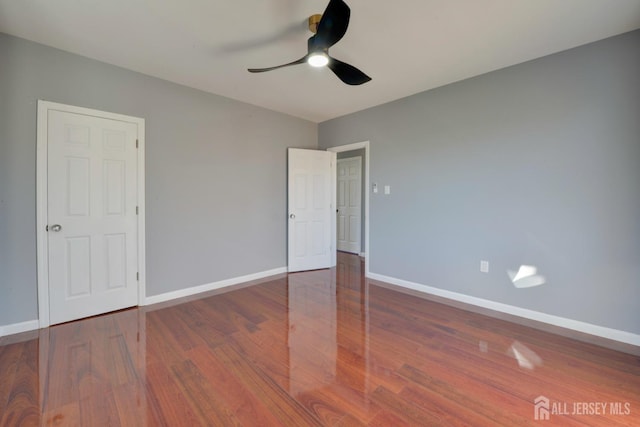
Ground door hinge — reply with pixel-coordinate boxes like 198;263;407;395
136;139;139;148
136;206;139;215
136;272;139;281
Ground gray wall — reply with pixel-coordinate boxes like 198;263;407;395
0;33;316;326
337;149;366;252
319;30;640;334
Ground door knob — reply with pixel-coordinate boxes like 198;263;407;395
289;214;295;219
50;224;62;232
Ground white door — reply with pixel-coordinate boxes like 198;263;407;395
288;148;335;272
47;109;139;325
337;157;362;254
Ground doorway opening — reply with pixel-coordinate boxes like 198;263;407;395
327;141;370;277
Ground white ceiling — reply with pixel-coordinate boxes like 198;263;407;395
1;0;639;122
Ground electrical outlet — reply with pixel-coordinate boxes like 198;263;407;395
480;260;489;273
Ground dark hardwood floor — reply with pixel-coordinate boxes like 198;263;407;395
1;252;639;426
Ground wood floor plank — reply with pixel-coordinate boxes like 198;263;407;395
42;402;80;427
170;302;228;349
112;382;149;425
143;361;203;426
171;359;240;426
230;327;384;423
370;385;444;426
0;344;23;412
1;340;40;427
78;390;121;427
399;385;499;427
157;306;210;351
334;413;367;427
186;344;285;426
215;291;269;325
396;363;535;426
105;333;139;387
368;409;413;427
144;311;195;367
302;384;384;425
212;342;323;426
294;390;352;426
227;327;293;391
1;252;638;426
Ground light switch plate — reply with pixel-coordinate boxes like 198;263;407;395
480;260;489;273
384;185;391;195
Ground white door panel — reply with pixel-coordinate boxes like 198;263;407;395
337;157;362;254
47;110;138;325
288;148;335;272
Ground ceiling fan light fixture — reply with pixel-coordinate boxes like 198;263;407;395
308;52;329;67
248;0;371;85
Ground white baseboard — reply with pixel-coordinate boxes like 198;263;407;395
0;319;40;338
367;272;640;347
144;266;287;306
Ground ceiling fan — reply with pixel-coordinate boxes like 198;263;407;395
248;0;371;85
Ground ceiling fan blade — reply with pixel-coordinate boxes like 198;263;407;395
248;56;307;73
315;0;350;49
327;57;371;85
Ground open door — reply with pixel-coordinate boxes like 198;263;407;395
288;148;336;272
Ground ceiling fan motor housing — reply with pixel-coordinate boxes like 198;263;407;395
308;14;322;33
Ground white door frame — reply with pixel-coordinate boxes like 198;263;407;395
36;100;146;328
327;141;370;277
